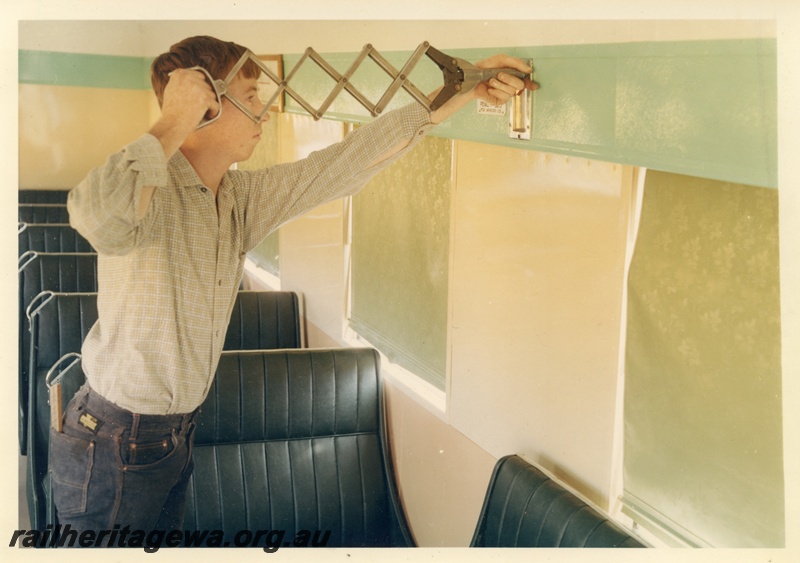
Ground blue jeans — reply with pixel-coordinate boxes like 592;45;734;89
49;384;198;545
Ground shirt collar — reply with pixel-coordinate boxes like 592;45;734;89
168;149;205;188
168;150;236;200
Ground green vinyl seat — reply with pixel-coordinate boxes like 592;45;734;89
18;223;94;257
471;455;645;548
19;189;69;204
26;292;99;530
18;205;70;224
183;348;415;547
224;290;302;350
18;252;98;455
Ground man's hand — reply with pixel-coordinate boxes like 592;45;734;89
472;54;538;106
429;54;538;124
137;69;223;221
149;68;221;159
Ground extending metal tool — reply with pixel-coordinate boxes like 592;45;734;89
424;46;530;111
190;42;531;127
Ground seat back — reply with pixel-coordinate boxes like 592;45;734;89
19;189;69;204
18;204;71;224
18;223;93;256
470;455;645;548
18;252;98;455
25;289;298;528
184;348;414;547
224;290;302;350
26;292;98;529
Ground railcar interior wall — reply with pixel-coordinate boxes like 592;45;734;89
15;18;794;550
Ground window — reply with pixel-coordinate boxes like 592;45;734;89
248;231;280;277
348;136;453;390
622;170;784;547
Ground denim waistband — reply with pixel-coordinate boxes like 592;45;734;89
76;384;199;435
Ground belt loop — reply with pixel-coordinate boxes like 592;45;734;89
184;408;199;432
78;383;91;407
130;413;140;440
184;409;195;431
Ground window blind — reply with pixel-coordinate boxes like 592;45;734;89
349;136;452;390
622;170;784;547
248;231;280;276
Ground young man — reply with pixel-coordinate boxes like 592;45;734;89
53;35;535;540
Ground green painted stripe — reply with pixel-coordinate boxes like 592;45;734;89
283;39;777;189
19;50;152;90
18;40;777;188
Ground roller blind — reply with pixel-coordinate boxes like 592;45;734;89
349;136;452;390
248;232;280;276
622;170;783;547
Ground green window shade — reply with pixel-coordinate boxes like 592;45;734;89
248;232;280;276
349;136;452;390
623;170;783;547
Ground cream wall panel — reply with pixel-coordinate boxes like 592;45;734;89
19;84;151;188
384;380;495;546
280;199;346;349
147;93;162;128
19;20;148;56
449;141;632;508
277;113;349;349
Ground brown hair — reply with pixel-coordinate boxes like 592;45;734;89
150;35;261;106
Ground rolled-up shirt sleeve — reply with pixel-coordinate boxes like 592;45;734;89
68;134;168;256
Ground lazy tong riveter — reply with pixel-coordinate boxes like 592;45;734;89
190;41;532;128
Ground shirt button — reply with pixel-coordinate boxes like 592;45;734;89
200;187;208;193
218;279;222;286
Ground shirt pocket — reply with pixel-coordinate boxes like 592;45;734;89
49;429;95;516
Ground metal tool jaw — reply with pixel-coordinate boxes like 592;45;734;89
425;46;530;111
190;42;531;128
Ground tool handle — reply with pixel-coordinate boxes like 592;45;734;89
187;66;227;129
474;67;530;82
50;384;63;432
